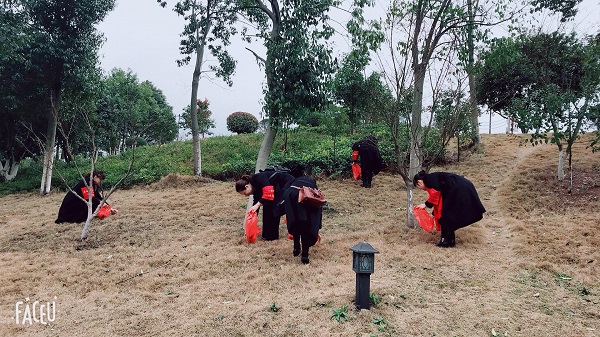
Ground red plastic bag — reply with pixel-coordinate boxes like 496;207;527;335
97;205;111;219
245;211;262;243
413;206;435;232
352;163;361;180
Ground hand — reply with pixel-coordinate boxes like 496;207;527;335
415;203;426;209
110;208;119;215
250;204;260;213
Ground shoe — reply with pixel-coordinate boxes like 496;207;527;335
436;238;451;248
301;256;309;264
293;248;300;256
448;232;456;247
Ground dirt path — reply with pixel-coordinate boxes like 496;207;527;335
472;141;540;332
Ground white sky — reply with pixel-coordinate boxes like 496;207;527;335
97;0;599;137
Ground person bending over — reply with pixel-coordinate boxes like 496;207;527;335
413;170;485;247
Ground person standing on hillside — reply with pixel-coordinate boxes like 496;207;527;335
235;168;296;241
55;170;118;224
352;135;384;188
413;170;486;247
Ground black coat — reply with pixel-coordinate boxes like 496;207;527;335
279;176;323;247
55;179;103;224
250;170;295;208
422;172;486;230
352;138;383;175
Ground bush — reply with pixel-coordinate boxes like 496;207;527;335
226;112;259;134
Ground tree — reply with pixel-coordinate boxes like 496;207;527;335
15;0;116;194
477;32;600;184
332;12;385;133
431;89;476;162
332;51;370;134
179;98;216;138
159;0;237;176
96;69;178;154
0;2;47;180
237;0;378;173
378;0;467;228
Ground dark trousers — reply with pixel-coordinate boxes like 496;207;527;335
261;204;280;240
293;232;310;258
361;170;373;188
440;226;456;244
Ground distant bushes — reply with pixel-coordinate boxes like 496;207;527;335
0;127;448;195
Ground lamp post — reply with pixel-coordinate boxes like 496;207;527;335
350;241;379;310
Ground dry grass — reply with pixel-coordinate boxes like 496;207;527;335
0;134;599;337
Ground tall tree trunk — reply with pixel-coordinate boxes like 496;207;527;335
557;149;566;181
466;0;481;148
40;82;62;195
244;0;283;226
406;64;426;229
190;3;212;176
0;158;19;181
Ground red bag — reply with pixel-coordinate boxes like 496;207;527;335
97;205;111;219
245;211;262;243
352;163;361;180
413;206;435;232
297;186;327;207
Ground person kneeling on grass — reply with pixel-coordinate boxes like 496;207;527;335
413;170;485;248
55;170;118;224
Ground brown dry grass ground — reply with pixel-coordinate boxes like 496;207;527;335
1;134;599;337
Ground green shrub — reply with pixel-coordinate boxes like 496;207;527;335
1;127;455;195
226;111;259;134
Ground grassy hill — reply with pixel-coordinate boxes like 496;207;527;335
0;129;359;195
0;133;598;336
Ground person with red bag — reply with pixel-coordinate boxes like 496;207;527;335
352;135;383;188
277;175;324;264
413;170;485;247
235;168;295;241
55;170;118;224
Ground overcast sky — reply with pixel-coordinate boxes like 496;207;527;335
97;0;599;137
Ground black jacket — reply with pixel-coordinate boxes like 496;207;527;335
422;172;486;230
280;176;323;247
352;137;383;175
55;179;103;224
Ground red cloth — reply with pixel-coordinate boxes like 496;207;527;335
426;187;442;231
261;185;275;201
351;150;359;161
80;186;95;199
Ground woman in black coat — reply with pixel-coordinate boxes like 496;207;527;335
277;175;323;264
352;135;383;188
55;170;117;224
413;170;486;247
236;170;296;240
